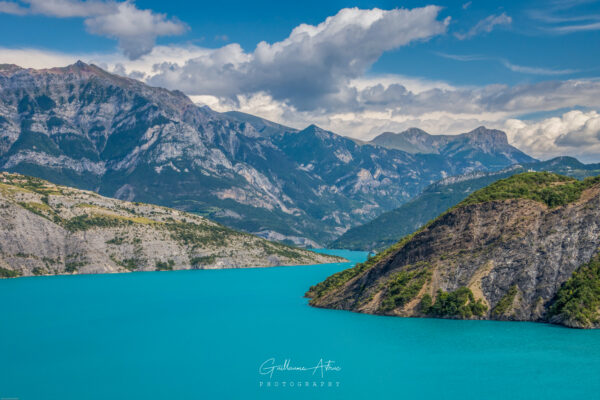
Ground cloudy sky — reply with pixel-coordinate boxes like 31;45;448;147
1;0;600;161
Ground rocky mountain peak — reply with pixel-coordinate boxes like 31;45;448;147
0;64;23;75
300;124;334;139
399;127;430;137
465;126;509;145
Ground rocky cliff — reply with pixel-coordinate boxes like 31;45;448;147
308;172;600;328
0;172;342;278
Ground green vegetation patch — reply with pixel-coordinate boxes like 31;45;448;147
424;287;487;318
155;260;175;271
63;213;155;231
307;260;371;300
165;221;230;248
65;261;85;273
63;214;125;231
190;255;217;268
459;172;600;209
17;201;53;219
492;285;519;317
0;266;21;278
106;236;125;245
549;254;600;328
2;174;63;196
257;241;303;260
379;265;432;312
110;256;140;271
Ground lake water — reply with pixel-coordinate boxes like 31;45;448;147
1;249;599;400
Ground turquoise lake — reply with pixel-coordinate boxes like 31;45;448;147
1;249;599;399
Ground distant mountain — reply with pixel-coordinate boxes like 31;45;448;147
0;62;535;246
331;157;600;251
309;172;600;329
0;172;341;278
370;126;535;170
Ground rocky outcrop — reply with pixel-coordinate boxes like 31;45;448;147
308;172;600;328
0;173;342;278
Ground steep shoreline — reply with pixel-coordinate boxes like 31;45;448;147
308;173;600;329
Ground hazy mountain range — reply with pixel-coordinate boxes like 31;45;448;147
0;62;536;246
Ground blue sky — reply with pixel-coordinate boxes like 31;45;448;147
2;0;598;85
1;0;600;160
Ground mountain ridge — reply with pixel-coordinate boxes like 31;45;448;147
0;61;536;245
369;126;534;169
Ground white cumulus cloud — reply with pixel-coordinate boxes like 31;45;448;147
503;110;600;162
146;6;450;110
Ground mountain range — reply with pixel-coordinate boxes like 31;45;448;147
0;62;535;246
332;157;600;251
370;126;532;170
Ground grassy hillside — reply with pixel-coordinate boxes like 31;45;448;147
459;172;600;208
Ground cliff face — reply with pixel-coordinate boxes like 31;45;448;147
308;173;600;328
0;173;342;278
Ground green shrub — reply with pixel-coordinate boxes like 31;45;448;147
106;236;125;245
426;287;487;318
155;259;175;271
109;256;139;271
549;255;600;328
419;294;433;312
190;255;217;268
379;266;431;312
65;261;85;273
165;222;229;247
0;267;20;278
492;285;519;317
